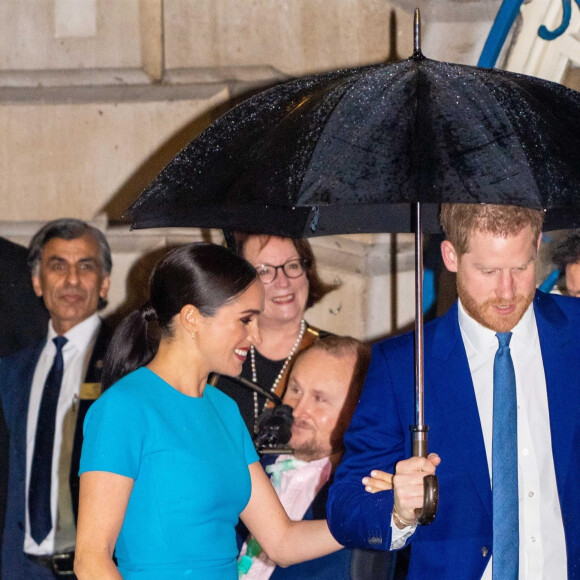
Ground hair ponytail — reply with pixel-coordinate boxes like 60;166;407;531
140;301;158;323
101;307;158;391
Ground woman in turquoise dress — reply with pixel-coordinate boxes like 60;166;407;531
74;243;341;580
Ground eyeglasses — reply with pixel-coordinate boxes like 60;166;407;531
255;258;308;284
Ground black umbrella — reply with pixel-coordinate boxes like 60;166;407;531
129;10;580;524
130;23;580;235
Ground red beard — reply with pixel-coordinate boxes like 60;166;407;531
456;275;535;332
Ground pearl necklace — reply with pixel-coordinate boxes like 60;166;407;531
251;319;306;434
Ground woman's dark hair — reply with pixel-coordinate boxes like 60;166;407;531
101;243;258;390
233;233;339;308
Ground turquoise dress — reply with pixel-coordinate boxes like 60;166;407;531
80;367;259;579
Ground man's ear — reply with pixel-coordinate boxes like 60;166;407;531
99;276;111;299
441;240;459;273
31;274;43;298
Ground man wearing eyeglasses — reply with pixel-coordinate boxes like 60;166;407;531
213;234;338;437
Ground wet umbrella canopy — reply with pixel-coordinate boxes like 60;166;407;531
130;35;580;235
129;11;580;524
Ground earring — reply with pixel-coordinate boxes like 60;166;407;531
191;330;197;340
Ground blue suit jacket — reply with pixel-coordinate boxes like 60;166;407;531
327;291;580;579
0;323;111;580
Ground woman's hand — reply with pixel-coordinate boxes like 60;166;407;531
240;462;342;567
362;470;394;493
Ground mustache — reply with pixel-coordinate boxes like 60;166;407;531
58;290;86;298
292;418;314;430
482;294;530;308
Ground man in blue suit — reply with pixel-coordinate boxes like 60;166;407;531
327;203;580;579
0;219;113;579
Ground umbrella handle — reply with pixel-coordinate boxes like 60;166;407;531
412;425;439;526
415;474;439;526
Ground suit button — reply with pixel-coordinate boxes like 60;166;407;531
481;546;488;557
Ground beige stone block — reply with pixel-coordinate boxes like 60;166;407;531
54;0;97;39
306;234;417;340
0;0;142;71
0;88;229;221
164;0;414;76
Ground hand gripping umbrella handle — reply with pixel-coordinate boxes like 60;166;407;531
417;474;438;526
412;426;439;526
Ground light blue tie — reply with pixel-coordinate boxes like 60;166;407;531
492;332;519;579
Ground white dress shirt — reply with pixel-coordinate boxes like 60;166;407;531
24;313;101;556
391;301;567;579
460;300;566;579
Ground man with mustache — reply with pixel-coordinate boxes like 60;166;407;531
328;203;580;579
238;335;396;579
0;219;113;579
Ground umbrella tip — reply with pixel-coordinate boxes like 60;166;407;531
413;8;424;59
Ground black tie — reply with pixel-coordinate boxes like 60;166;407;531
29;336;68;545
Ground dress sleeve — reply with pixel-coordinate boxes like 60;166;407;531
79;387;144;479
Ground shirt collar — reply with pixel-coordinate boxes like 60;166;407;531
458;298;536;355
275;454;332;473
47;313;101;352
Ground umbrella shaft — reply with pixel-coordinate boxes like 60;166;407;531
415;202;425;428
412;426;429;458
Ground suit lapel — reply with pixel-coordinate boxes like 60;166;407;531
427;294;579;526
4;342;44;541
70;320;112;521
534;292;579;500
12;342;44;462
83;320;111;384
425;304;492;522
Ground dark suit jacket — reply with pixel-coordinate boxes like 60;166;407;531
0;238;49;577
0;400;8;580
0;322;112;579
327;291;580;579
0;237;49;358
238;454;395;580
